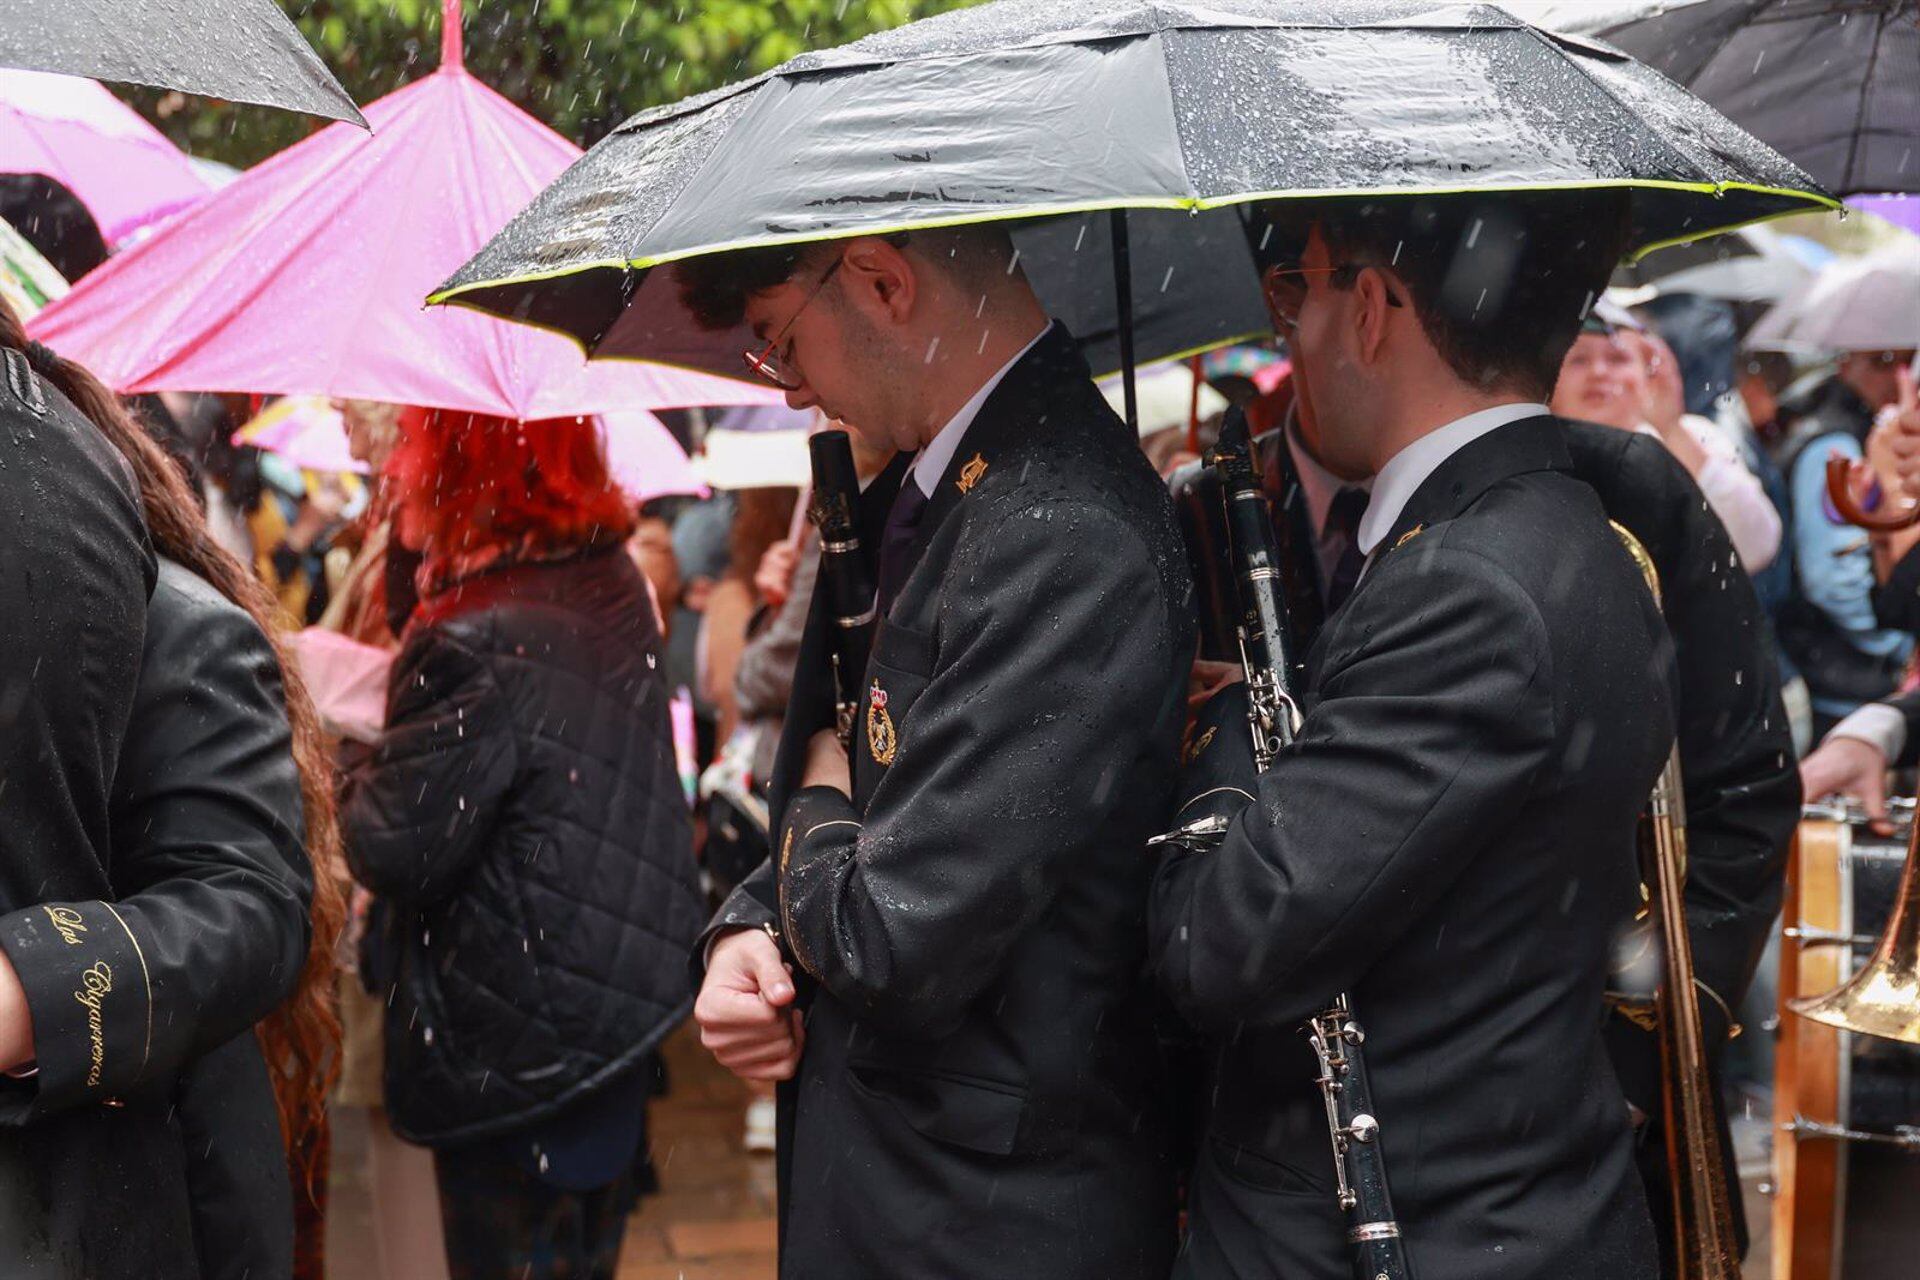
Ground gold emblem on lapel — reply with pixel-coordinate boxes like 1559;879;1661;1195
866;679;898;766
956;453;989;494
780;824;795;874
1393;524;1425;551
1181;723;1217;766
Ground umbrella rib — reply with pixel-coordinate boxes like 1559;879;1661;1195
1839;6;1890;193
1518;21;1722;198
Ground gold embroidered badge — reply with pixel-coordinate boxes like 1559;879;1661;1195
1393;524;1425;550
956;453;989;494
780;825;795;874
866;679;898;766
1181;723;1217;766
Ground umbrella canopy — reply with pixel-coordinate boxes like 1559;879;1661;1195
233;397;368;474
235;398;704;503
0;0;364;125
1746;247;1920;352
434;0;1836;383
1558;0;1919;197
0;213;66;318
1612;222;1823;303
0;69;212;243
27;0;777;418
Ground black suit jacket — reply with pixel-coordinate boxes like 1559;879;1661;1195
1151;417;1670;1280
704;325;1195;1280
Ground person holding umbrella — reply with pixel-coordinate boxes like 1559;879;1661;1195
686;223;1195;1279
1149;190;1675;1280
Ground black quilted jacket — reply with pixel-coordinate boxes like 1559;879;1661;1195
344;544;700;1145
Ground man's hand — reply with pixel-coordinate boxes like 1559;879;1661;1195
1873;367;1920;500
754;539;801;610
1188;658;1243;710
1801;734;1893;834
801;727;852;796
695;928;804;1082
0;949;34;1074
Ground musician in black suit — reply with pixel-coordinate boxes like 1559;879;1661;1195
1150;192;1674;1280
1174;367;1798;1270
679;227;1194;1279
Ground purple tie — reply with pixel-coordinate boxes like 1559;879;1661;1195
876;475;930;618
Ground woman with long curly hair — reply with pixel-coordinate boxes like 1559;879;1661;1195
345;409;702;1280
0;298;345;1279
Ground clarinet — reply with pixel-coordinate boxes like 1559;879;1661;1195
806;430;878;748
1207;408;1415;1280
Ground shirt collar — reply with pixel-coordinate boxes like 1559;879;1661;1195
910;321;1055;497
1284;412;1368;535
1356;401;1548;555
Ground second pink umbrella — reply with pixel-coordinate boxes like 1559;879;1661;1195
28;0;773;418
0;69;212;245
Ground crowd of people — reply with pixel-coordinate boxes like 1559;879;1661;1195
2;159;1918;1280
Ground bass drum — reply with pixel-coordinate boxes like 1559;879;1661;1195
1774;810;1920;1279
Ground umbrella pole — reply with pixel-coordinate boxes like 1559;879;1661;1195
1109;209;1137;434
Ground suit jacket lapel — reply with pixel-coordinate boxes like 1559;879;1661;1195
1373;415;1572;562
896;324;1091;582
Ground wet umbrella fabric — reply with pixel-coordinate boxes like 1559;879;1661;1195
0;69;213;243
0;0;363;125
25;4;778;420
1560;0;1919;197
1746;247;1920;352
1611;223;1821;304
433;0;1834;383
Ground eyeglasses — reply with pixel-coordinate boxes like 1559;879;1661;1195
1264;262;1404;333
743;255;846;391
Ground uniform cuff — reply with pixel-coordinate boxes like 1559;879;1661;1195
1827;701;1906;764
0;901;154;1114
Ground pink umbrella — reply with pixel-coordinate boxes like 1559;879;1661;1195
28;0;774;418
0;69;213;245
236;395;703;503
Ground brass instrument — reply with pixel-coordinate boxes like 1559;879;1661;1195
1789;796;1920;1045
1613;523;1743;1279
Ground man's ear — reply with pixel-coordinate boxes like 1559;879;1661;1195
841;236;916;324
1258;266;1287;332
1353;267;1397;365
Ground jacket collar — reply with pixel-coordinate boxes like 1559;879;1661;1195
1371;412;1571;562
902;321;1094;560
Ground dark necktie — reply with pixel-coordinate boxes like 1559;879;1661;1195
1324;486;1369;611
875;474;931;618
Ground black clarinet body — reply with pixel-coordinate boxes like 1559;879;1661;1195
1166;407;1415;1280
806;430;878;748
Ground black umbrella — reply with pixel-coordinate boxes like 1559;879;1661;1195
432;0;1835;392
0;0;365;126
1559;0;1919;197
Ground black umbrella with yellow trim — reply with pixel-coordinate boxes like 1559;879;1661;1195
431;0;1836;398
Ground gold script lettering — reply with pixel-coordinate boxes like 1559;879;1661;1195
43;904;87;946
73;961;113;1087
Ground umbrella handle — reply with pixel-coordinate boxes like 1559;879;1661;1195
1826;455;1920;532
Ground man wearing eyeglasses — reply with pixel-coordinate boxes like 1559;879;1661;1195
1148;192;1675;1280
677;225;1195;1280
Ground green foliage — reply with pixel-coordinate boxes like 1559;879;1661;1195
127;1;978;169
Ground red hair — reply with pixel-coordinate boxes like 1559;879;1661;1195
387;409;636;563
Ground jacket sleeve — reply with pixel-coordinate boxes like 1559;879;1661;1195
734;539;817;723
342;624;517;904
0;596;310;1116
777;499;1178;1038
1149;544;1555;1031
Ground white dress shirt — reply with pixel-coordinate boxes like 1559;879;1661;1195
1356;402;1550;556
1828;701;1908;764
909;322;1054;497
